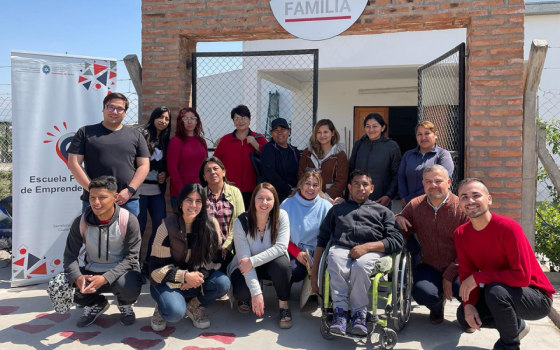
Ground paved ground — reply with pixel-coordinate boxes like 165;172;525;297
0;267;559;350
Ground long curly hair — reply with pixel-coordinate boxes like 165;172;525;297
175;107;207;150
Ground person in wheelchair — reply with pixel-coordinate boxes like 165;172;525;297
395;164;469;325
311;169;403;336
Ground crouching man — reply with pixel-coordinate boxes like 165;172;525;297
63;176;143;327
311;169;403;336
455;178;555;350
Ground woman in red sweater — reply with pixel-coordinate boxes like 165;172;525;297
167;108;208;208
213;105;267;208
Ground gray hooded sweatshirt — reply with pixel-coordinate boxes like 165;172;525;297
63;205;141;285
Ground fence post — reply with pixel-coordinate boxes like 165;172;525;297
123;54;143;124
522;39;548;248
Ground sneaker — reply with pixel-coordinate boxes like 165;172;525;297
518;319;530;341
329;307;349;335
151;304;166;332
350;310;368;336
118;304;136;326
185;301;210;329
76;298;109;328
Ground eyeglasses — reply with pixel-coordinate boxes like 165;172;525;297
233;116;250;123
182;117;197;122
105;105;126;114
423;180;445;186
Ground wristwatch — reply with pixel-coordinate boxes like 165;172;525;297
127;186;137;195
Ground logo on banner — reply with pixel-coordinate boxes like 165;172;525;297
77;60;117;93
42;65;51;74
270;0;368;41
43;122;76;166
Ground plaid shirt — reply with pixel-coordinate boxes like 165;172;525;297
206;186;233;241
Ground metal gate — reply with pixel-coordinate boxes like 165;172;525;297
418;43;466;193
192;49;318;150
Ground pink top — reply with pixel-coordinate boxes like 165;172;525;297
167;136;208;196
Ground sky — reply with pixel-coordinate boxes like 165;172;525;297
0;0;242;95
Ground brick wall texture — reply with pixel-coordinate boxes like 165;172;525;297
141;0;526;221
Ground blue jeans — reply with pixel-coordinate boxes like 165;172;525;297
82;199;140;217
138;194;167;264
150;270;231;323
170;196;178;210
412;263;461;313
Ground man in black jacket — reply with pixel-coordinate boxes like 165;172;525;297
311;169;403;337
260;118;300;203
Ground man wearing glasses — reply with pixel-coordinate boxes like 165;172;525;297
395;164;469;327
68;92;150;216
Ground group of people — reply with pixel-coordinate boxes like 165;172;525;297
60;92;555;350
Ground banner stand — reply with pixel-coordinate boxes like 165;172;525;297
11;51;117;287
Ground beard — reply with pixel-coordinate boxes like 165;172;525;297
465;207;488;219
427;190;443;200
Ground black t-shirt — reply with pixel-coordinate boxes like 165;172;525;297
278;144;298;188
68;123;150;201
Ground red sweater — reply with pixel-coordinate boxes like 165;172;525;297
167;136;208;196
213;129;267;192
455;213;555;306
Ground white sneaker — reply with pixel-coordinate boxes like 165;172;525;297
151;304;166;332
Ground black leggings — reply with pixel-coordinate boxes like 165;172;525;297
231;255;291;303
456;283;552;350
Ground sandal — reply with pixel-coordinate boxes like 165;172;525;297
279;308;293;329
237;301;250;314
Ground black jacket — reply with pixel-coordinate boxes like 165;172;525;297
317;199;403;254
260;141;300;203
349;135;402;201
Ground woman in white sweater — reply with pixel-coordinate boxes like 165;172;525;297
228;183;292;329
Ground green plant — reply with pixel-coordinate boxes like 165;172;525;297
535;120;560;270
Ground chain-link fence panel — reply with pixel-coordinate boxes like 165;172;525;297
536;89;560;272
0;96;12;199
418;43;465;194
192;50;318;150
122;91;140;126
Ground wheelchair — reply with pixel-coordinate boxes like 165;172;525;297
317;241;413;349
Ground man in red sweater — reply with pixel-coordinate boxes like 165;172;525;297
455;178;555;350
395;165;469;325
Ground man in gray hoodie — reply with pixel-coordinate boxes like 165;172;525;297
63;175;142;327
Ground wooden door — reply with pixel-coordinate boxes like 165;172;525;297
353;107;389;142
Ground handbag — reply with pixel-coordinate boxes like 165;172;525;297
46;272;74;314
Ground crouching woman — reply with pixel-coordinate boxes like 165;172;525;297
149;183;230;331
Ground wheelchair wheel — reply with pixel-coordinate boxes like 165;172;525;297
320;319;335;340
391;248;413;332
379;328;398;349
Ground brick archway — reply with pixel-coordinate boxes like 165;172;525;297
141;0;525;218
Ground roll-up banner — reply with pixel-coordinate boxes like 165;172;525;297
11;51;117;287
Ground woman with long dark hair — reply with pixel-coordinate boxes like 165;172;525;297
228;183;292;329
138;106;172;274
167;108;208;207
199;157;245;268
348;113;401;208
298;119;348;203
149;183;230;331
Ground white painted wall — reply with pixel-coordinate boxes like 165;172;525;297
243;28;467;69
317;77;418;144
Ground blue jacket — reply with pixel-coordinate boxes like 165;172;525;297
397;145;454;203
